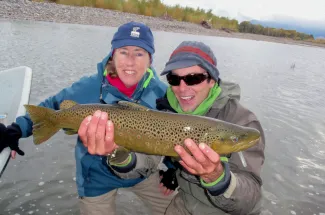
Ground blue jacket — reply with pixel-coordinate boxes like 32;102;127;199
15;52;167;197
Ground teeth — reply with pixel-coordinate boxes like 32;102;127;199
125;70;135;75
181;96;193;100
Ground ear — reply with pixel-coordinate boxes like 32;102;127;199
147;53;151;67
208;79;216;88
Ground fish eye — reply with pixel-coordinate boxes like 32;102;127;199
230;135;239;142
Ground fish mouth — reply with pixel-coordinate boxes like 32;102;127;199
243;135;261;149
232;134;260;152
245;128;261;144
248;137;260;146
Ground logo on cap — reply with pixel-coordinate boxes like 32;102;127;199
130;27;140;38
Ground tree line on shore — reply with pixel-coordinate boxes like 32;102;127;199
44;0;325;44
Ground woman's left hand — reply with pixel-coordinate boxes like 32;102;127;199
174;138;224;183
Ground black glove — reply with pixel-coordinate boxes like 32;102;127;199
0;123;6;146
0;123;24;156
159;168;178;191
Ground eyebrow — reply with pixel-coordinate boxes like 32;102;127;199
134;48;145;52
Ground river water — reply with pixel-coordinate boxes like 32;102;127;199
0;19;325;215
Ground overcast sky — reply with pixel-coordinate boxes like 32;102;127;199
161;0;325;23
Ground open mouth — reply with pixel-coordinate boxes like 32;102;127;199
180;96;194;102
125;70;135;75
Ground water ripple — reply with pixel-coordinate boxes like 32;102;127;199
1;19;325;214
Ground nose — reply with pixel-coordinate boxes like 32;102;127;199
178;80;188;92
125;55;136;66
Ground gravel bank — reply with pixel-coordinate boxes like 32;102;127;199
1;0;324;48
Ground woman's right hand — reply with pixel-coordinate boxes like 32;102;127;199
78;110;118;155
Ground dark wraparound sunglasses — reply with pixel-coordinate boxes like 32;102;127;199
166;73;211;86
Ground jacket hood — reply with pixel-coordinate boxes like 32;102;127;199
210;79;241;112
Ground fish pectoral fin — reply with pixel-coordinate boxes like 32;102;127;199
117;101;149;111
63;128;78;135
107;146;131;166
60;100;78;110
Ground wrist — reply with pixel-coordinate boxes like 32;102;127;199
109;152;137;173
200;158;231;196
200;164;224;183
200;170;225;187
6;123;22;140
111;154;132;167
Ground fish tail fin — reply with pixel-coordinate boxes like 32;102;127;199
24;105;60;145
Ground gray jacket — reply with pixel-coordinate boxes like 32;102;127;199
111;80;265;215
172;80;265;215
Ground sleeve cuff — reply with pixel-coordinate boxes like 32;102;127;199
110;152;137;173
200;159;231;196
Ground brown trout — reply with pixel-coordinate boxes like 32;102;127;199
24;100;260;157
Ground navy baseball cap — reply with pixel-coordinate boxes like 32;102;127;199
111;21;155;55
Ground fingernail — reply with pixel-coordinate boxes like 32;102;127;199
100;112;107;120
199;143;205;150
174;146;181;153
86;116;92;125
185;139;192;147
95;111;101;117
107;120;112;130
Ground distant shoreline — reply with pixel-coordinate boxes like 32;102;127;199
1;0;325;49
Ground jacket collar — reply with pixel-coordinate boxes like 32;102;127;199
156;80;241;116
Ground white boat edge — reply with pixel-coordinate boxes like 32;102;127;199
0;66;32;177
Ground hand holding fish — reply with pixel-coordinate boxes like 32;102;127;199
175;138;224;183
78;110;118;156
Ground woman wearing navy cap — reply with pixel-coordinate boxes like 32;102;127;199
0;22;174;215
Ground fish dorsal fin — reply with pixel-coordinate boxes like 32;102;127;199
60;100;78;110
117;101;149;111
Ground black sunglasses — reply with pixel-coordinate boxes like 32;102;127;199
166;73;211;86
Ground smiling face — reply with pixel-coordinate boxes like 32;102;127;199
171;65;215;112
113;46;150;88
